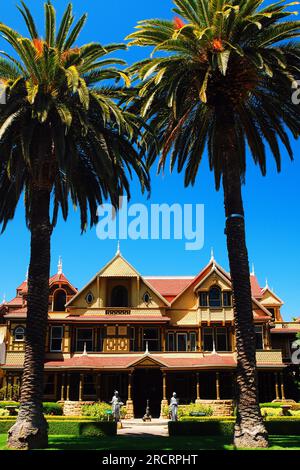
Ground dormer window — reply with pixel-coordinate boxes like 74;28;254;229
14;326;25;342
111;285;128;307
53;289;67;312
209;286;222;308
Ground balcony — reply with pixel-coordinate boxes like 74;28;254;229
256;349;283;366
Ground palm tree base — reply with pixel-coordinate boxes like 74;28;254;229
7;403;48;450
234;422;269;449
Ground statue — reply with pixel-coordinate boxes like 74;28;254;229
143;399;152;422
110;390;124;422
170;392;178;422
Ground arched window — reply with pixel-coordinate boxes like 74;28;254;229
53;289;67;311
209;286;222;307
111;286;128;307
14;326;25;342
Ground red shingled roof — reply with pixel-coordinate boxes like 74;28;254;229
43;353;237;369
145;278;194;301
250;275;263;298
66;315;170;323
49;273;73;285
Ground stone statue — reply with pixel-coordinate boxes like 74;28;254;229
170;392;178;422
110;390;124;422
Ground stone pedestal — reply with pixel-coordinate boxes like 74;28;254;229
125;400;134;419
62;401;95;417
160;399;169;419
195;399;202;405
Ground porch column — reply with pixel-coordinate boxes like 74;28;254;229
280;372;286;401
125;371;134;419
66;374;70;401
274;372;280;400
216;372;220;400
96;374;101;401
160;371;168;419
79;374;84;401
195;372;201;404
60;373;65;401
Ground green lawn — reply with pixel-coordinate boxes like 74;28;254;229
1;434;300;450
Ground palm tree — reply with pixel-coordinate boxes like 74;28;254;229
0;1;149;449
126;0;300;448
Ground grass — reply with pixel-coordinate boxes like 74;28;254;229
1;434;300;450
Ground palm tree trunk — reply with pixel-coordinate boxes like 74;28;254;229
8;187;52;450
222;153;268;448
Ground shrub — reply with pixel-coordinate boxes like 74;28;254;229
0;409;9;417
265;417;300;435
163;403;213;419
0;385;20;401
0;401;19;408
42;402;63;416
169;420;234;437
0;419;117;436
260;402;284;408
82;402;127;421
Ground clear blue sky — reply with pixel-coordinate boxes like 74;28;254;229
0;1;299;320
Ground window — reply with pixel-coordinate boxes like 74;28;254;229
203;328;214;351
209;287;222;307
14;326;25;342
50;326;63;352
143;292;151;304
76;328;93;352
53;289;67;311
223;292;232;307
190;332;197;351
267;308;275;321
255;326;264;350
177;333;188;352
142;328;160;351
111;285;128;307
85;292;94;304
83;374;96;396
199;292;208;307
44;374;55;396
167;332;175;351
129;327;136;351
216;327;228;351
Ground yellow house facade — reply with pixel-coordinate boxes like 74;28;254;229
0;249;299;418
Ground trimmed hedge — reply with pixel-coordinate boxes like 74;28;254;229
169;420;234;437
0;419;117;436
0;401;63;415
170;417;300;436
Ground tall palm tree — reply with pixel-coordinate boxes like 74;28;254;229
0;1;149;449
126;0;300;448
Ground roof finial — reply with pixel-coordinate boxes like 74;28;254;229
1;293;6;305
25;267;29;281
210;247;215;262
58;256;63;275
265;278;269;289
251;263;255;276
145;341;149;355
116;240;121;256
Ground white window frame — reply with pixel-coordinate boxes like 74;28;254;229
50;326;63;352
14;326;25;342
176;332;188;352
76;328;94;352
